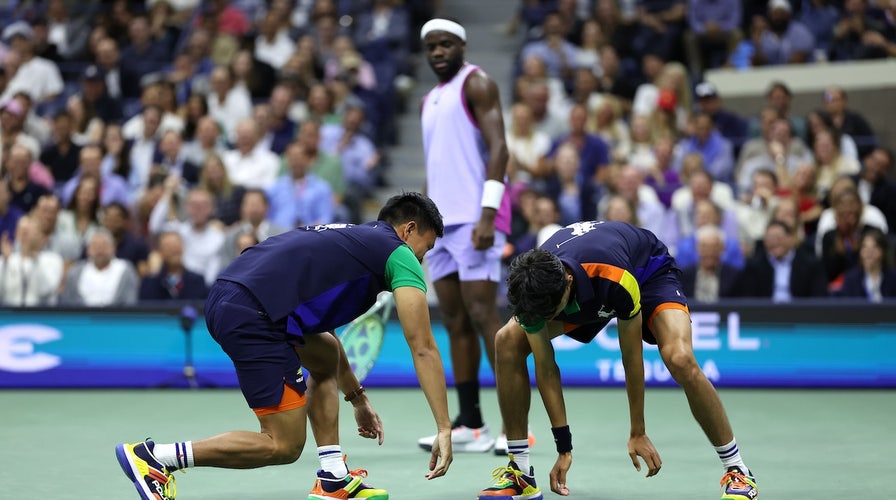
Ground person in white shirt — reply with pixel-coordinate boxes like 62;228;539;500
0;22;64;104
221;118;280;189
0;215;64;306
207;65;252;143
254;10;294;69
59;229;139;306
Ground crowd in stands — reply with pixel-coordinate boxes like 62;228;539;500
0;0;437;306
0;0;894;308
501;0;896;303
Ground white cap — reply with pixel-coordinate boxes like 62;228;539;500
768;0;792;12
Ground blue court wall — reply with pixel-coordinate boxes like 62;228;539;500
0;301;894;389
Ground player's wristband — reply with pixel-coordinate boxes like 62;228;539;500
480;179;505;210
552;425;573;453
344;385;366;402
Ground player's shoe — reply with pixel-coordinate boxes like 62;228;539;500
307;468;389;499
115;440;177;500
720;466;758;499
493;429;537;456
417;424;496;452
477;455;543;500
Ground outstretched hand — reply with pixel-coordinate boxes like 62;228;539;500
426;429;453;479
549;452;572;496
628;434;662;477
352;400;384;445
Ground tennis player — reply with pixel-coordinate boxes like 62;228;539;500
116;192;453;500
477;221;758;500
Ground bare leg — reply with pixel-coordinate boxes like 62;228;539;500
301;333;342;447
653;309;733;446
433;275;480;384
459;279;502;373
495;320;533;441
190;406;307;468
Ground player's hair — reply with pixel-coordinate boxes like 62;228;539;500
378;191;444;237
506;249;567;328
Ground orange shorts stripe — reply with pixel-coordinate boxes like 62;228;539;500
647;302;690;332
253;383;307;416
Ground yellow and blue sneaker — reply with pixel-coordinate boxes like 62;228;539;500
307;468;389;499
721;466;758;499
477;456;543;500
115;440;177;500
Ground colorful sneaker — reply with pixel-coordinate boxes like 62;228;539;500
417;424;496;452
115;440;177;500
477;456;543;500
307;468;389;499
493;429;537;456
720;466;758;499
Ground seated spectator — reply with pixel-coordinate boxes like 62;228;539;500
670;165;737;243
219;189;287;267
0;215;64;306
812;126;860;198
56;176;102;260
519;12;579;89
680;224;742;303
737;117;813;196
831;0;893;61
59;229;139;306
182;115;225;168
757;81;807;140
684;0;743;76
750;0;816;65
626;114;661;172
154;129;201;186
233;230;259;257
264;84;299;156
102;201;149;277
198;153;245;226
254;10;295;70
632;61;692;133
266;141;335;229
788;163;824;237
643;136;681;209
319;104;381;223
855;147;896;233
799;0;841;57
5;143;50;213
734;169;782;255
121;84;185;141
221;118;280;190
139;230;208;301
61;144;131;208
0;179;23;241
588;96;631;163
815;176;888;256
206;65;252;143
838;227;896;301
0;21;64;104
603;194;640;226
675;199;744;270
633;0;687;63
506;102;552;188
306;82;341;125
296;120;346;219
515;78;568;141
820;186;878;289
738;219;828;300
673;112;735;187
806;109;859;164
100;123;133;182
539;103;612;187
694;82;750;155
39;110;82;185
822;86;877;158
119;14;170;99
543;142;599;226
78;63;124;125
598;163;666;238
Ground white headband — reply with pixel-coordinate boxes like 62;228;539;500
420;19;466;42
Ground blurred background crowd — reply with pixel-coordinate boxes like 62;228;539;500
0;0;893;308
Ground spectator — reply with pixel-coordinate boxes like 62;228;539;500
815;176;888;256
266;141;335;229
820;186;876;288
306;82;341;125
673;112;736;187
139;231;208;301
540;103;612;186
319;105;380;223
44;0;91;60
603;193;641;226
5;143;50;213
154;130;201;186
56;176;102;259
296;120;346;218
30;193;79;260
0;97;41;164
750;0;816;65
855;147;896;233
737;117;813;196
222;118;280;190
182;115;225;168
254;10;295;70
39;110;82;185
694;82;750;155
59;229;139;306
207;65;252;143
148;184;225;286
806;109;859;164
219;189;287;267
643;135;682;208
684;0;743;76
518;78;568;140
812;127;860;198
119;14;169;99
505;102;552;188
838;227;896;300
680;224;742;302
758;81;808;140
633;0;687;62
198;153;245;226
670;165;737;243
231;48;276;101
233;229;258;257
738;219;828;300
94;37;123;99
61;144;131;208
0;21;64;104
632;61;692;133
675;199;744;269
626;114;662;172
544;142;599;225
0;215;64;306
822;86;877;158
102;201;150;277
588;96;631;163
265;84;299;156
100;123;133;182
831;0;893;61
799;0;841;57
519;12;579;88
599;163;666;238
734;168;782;254
789;162;824;237
0;178;23;241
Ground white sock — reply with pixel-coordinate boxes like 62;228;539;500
714;438;748;472
318;445;348;478
152;441;194;470
507;439;530;474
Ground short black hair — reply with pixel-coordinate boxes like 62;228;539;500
506;249;567;330
377;191;444;237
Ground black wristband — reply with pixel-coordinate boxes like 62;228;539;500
551;425;573;453
344;386;365;402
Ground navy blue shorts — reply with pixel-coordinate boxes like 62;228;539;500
564;269;689;345
205;280;307;408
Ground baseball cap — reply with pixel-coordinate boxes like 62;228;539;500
2;21;33;43
695;82;719;99
82;64;105;81
768;0;792;12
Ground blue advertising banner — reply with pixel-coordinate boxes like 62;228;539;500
0;308;894;388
